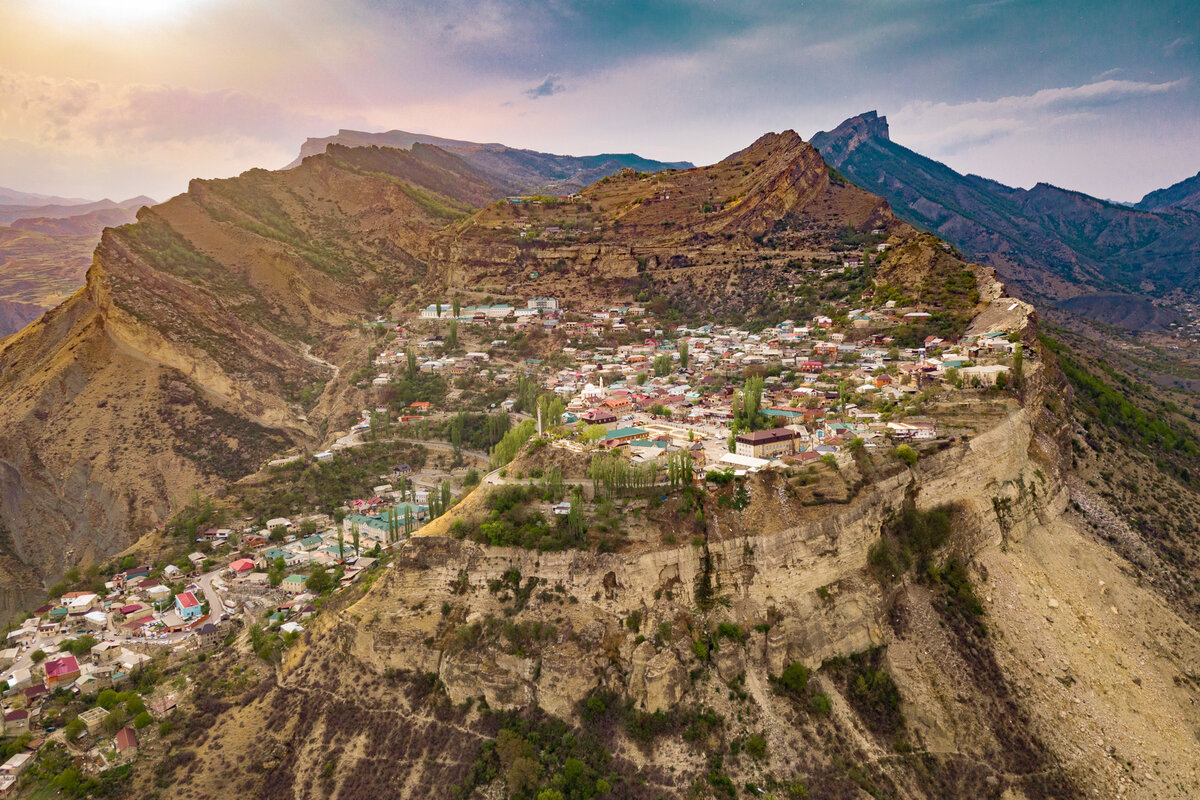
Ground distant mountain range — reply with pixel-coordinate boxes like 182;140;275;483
811;112;1200;327
1136;170;1200;214
288;129;694;194
0;191;156;337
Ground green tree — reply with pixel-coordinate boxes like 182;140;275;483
102;707;128;735
96;689;118;709
446;319;459;350
1012;343;1023;388
452;296;461;318
64;718;87;740
306;565;334;594
133;711;153;730
895;444;918;466
406;347;418;380
31;649;46;664
581;424;607;445
678;339;689;369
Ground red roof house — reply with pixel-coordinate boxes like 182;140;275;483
44;655;80;689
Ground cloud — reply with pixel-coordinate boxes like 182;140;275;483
1164;36;1192;56
892;78;1187;152
523;74;565;100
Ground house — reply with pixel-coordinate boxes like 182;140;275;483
280;575;308;595
580;409;618;429
229;558;256;575
79;706;108;735
600;427;649;448
194;623;222;649
43;654;81;689
187;552;207;568
0;752;32;777
92;640;123;663
2;711;28;735
174;591;203;620
115;727;138;755
734;428;801;459
527;297;559;312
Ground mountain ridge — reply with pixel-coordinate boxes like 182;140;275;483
811;111;1200;317
288;128;694;194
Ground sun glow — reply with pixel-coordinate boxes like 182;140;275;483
36;0;204;25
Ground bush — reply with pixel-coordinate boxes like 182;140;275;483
744;732;767;759
808;692;832;716
895;444;918;466
133;711;153;729
779;662;809;696
691;639;709;662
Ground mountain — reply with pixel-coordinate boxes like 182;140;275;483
289;128;693;195
0;142;516;608
811;112;1200;313
0;196;156;338
0;186;91;206
0;195;154;226
1136;169;1200;213
0;131;934;607
9;133;1200;799
10;205;144;236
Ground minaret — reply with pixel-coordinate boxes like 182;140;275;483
537;404;543;438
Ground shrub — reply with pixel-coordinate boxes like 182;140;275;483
744;732;767;759
895;444;918;466
779;662;809;696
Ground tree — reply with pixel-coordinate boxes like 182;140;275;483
269;525;286;543
452;296;461;318
441;480;452;513
678;339;689;369
30;649;46;664
352;525;360;556
133;711;153;730
581;424;607;445
895;444;918;466
1012;343;1023;388
64;718;87;740
306;565;334;594
125;695;146;716
406;347;418;380
96;689;118;709
446;319;459;350
102;708;128;735
338;527;348;563
435;301;442;318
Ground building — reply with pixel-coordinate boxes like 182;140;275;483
2;711;28;735
527;297;559;312
115;727;138;756
280;575;308;595
174;591;203;620
580;409;618;429
734;428;801;459
600;427;649;448
43;654;81;690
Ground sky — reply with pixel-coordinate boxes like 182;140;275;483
1;0;1197;203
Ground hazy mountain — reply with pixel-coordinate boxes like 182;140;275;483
0;186;91;206
0;196;156;338
811;112;1200;311
288;128;693;195
0;195;155;226
1136;169;1200;213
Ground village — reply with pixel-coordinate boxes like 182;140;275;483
0;249;1028;793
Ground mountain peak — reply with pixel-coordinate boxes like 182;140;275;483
810;111;890;168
